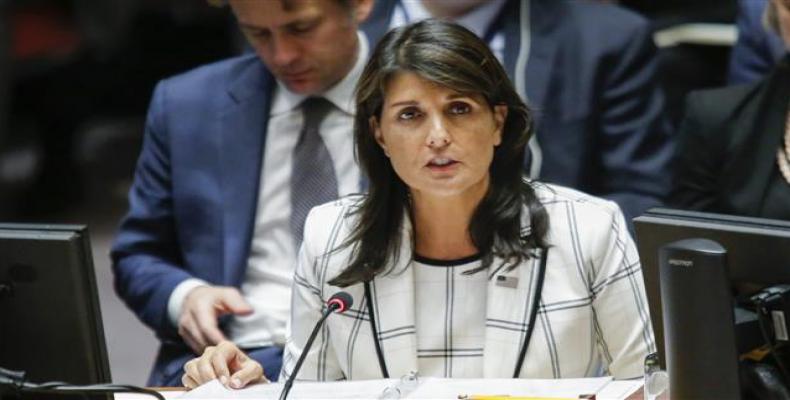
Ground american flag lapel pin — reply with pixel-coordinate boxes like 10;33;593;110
495;275;518;288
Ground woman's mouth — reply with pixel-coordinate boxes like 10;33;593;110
426;157;459;171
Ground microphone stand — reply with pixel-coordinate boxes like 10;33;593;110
279;303;339;400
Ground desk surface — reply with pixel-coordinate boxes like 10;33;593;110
114;385;644;400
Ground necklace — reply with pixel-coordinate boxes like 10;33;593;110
778;101;790;185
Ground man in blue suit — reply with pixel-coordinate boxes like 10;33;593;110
364;0;673;221
111;0;373;386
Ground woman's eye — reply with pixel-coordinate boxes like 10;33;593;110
449;102;471;115
398;109;421;121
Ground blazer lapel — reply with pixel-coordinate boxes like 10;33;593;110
499;0;558;174
728;62;790;215
365;215;419;378
500;0;559;110
482;255;543;378
219;61;275;286
483;209;543;378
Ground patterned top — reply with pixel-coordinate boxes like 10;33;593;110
281;183;654;381
413;255;487;378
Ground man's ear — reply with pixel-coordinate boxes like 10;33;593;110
492;104;508;146
370;116;388;156
353;0;375;24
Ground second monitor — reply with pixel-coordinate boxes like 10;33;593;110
635;208;790;399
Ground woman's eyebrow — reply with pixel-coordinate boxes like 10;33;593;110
446;93;475;101
388;100;419;108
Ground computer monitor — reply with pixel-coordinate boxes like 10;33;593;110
0;223;111;385
635;208;790;399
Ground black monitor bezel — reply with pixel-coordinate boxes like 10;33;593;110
0;223;111;384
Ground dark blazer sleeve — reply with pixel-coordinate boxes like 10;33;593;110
669;92;723;210
110;79;193;339
728;0;786;85
595;13;674;220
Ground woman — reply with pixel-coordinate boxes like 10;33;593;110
182;20;654;389
671;0;790;219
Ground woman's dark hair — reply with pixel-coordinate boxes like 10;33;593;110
329;20;549;287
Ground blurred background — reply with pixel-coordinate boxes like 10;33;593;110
0;0;737;385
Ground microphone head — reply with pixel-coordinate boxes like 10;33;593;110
326;291;353;313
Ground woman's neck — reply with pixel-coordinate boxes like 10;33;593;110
410;187;487;260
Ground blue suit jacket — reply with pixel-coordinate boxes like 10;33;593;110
365;0;673;221
111;54;277;384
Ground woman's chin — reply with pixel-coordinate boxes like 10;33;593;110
409;176;489;199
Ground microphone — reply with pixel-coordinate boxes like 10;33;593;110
325;291;352;313
279;292;354;400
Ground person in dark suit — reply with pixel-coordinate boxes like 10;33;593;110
111;0;373;386
728;0;786;84
672;0;790;219
362;0;674;221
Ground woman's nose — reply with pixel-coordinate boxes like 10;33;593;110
426;116;451;148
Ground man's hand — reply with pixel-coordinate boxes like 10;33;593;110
178;286;253;354
182;341;266;389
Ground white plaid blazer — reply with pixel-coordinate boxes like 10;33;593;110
281;183;655;381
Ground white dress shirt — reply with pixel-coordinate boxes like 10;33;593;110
167;32;368;349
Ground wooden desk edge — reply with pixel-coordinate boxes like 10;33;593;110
148;387;186;392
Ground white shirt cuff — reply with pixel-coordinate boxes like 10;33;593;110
167;278;210;327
